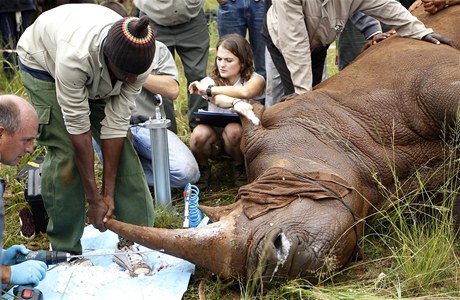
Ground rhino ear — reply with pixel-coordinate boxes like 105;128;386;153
199;202;239;222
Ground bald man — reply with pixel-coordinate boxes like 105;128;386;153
0;95;38;165
0;95;47;287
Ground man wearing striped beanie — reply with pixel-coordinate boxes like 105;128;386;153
17;3;156;276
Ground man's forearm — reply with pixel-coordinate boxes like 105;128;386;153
101;137;125;198
143;74;179;100
70;131;99;202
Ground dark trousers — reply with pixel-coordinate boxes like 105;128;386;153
143;10;210;130
262;0;328;95
0;10;33;79
266;35;329;95
338;19;366;71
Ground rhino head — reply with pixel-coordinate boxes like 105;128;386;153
106;166;370;283
106;175;363;283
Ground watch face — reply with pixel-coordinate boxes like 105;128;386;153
207;85;213;97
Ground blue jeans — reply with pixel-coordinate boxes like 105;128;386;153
218;0;266;78
93;128;200;189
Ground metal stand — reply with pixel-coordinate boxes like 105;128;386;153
144;117;172;208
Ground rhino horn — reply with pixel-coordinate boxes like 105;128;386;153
199;202;239;222
105;214;248;279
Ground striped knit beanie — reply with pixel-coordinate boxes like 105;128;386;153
103;16;155;74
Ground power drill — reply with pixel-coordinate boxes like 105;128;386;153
13;285;43;300
16;250;71;265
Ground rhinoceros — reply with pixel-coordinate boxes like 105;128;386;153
106;6;460;284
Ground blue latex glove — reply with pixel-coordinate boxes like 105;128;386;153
2;245;29;265
10;260;47;286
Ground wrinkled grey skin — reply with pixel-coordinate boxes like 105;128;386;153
106;6;460;285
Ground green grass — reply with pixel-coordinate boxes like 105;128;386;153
1;1;460;298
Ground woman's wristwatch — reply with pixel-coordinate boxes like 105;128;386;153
206;85;214;97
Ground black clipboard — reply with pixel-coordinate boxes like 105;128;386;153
192;110;241;127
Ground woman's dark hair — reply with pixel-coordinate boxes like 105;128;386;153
210;33;255;86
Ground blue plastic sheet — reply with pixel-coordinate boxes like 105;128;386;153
4;225;195;300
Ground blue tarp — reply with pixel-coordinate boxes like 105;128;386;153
4;225;195;299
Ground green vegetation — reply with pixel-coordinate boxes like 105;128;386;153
1;1;459;298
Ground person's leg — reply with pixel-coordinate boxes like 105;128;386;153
20;71;86;254
189;124;217;188
88;100;154;227
165;130;200;188
217;0;246;38
321;57;328;82
311;45;329;87
89;104;154;275
138;155;154;188
146;12;209;130
19;10;34;36
264;47;283;108
131;126;200;189
190;124;217;167
247;0;266;78
222;122;247;185
0;10;34;80
172;11;210;129
222;123;244;166
266;35;295;96
0;13;16;79
338;20;366;71
129;127;155;187
162;97;177;133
